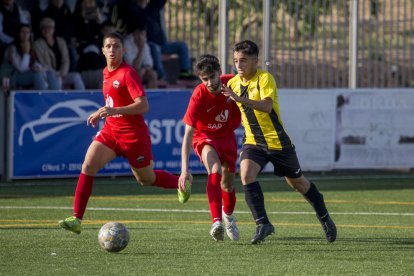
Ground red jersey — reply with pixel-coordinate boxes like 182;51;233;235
102;63;148;138
183;74;241;139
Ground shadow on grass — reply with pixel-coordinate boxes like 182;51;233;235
276;236;414;244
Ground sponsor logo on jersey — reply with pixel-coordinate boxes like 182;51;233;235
207;123;222;129
105;96;122;118
106;96;113;107
215;109;229;123
207;106;215;112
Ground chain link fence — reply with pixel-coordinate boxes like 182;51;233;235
164;0;414;88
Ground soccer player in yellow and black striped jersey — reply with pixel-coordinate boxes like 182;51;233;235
222;40;337;244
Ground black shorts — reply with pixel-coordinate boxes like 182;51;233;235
240;144;303;178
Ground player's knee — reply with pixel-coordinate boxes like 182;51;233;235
134;174;156;186
81;163;99;176
221;182;233;192
136;178;153;186
286;176;310;194
240;174;255;185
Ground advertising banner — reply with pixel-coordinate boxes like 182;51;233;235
278;89;336;171
10;90;206;179
9;89;414;179
334;89;414;169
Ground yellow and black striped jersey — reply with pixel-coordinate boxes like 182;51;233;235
227;69;292;150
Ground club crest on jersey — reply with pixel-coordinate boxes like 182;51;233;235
112;80;120;89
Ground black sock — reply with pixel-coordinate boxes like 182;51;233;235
243;181;270;225
303;182;329;222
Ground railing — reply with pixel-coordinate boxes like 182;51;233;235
164;0;414;88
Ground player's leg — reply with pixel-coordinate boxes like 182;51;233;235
240;158;275;244
125;137;185;196
219;135;238;217
220;163;239;241
130;161;190;203
131;162;156;186
221;165;236;215
285;175;337;242
240;145;275;244
59;141;116;234
201;144;224;241
75;141;117;216
131;162;179;189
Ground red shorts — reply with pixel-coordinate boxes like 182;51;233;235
192;134;238;173
94;126;153;168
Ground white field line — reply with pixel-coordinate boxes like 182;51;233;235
0;206;413;216
1;173;414;187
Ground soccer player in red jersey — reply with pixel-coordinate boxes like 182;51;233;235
59;32;190;234
179;54;241;241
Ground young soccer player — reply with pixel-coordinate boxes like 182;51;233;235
179;54;241;241
59;32;190;234
222;40;337;244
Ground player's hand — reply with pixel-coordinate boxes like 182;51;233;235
178;172;192;192
87;111;101;128
221;84;238;102
96;106;117;119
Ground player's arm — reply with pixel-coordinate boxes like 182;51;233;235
178;124;194;191
221;85;273;113
96;96;149;118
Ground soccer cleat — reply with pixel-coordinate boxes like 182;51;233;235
178;179;191;203
59;216;82;234
222;212;240;241
209;221;224;241
319;215;337;243
251;223;275;244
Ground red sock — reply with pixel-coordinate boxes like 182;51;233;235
207;173;222;223
222;188;236;216
73;173;94;220
152;170;179;189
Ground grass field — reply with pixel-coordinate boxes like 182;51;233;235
1;172;413;275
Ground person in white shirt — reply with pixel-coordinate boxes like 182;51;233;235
4;23;59;90
124;24;157;88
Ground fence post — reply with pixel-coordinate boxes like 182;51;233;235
0;89;6;181
349;0;358;88
219;0;229;73
263;0;272;72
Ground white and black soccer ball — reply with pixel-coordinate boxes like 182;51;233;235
98;222;130;253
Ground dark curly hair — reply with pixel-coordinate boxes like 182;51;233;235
233;40;259;57
194;54;221;75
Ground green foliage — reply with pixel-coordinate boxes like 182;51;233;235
281;0;334;37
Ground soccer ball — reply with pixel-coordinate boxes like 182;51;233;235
98;222;130;253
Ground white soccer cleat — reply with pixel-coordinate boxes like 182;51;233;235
209;221;224;241
222;211;240;241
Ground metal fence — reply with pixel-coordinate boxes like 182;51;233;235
164;0;414;88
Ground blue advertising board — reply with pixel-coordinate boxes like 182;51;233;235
9;90;210;179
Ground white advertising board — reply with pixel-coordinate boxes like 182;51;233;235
268;89;337;171
334;89;414;169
